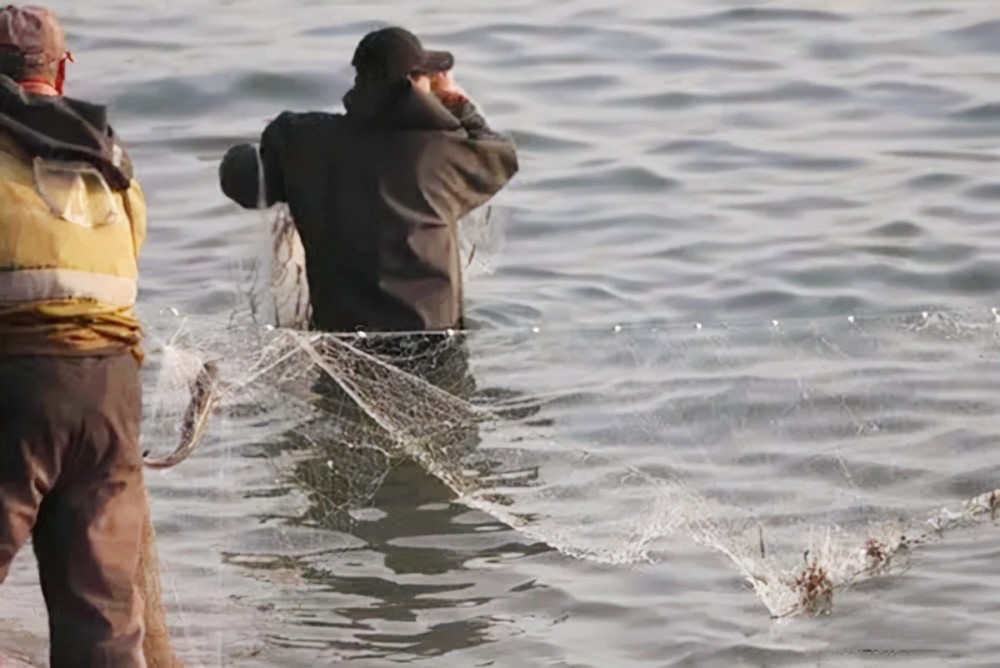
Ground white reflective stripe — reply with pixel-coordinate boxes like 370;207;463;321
0;268;137;307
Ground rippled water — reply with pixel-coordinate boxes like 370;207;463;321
3;1;1000;666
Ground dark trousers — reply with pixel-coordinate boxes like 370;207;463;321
0;354;147;668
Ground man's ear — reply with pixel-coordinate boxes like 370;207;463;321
408;73;432;93
54;58;67;95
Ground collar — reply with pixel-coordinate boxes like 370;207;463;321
0;75;131;189
343;80;461;132
17;79;60;97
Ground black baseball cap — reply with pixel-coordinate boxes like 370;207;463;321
351;27;454;82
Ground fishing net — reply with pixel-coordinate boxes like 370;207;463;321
124;206;1000;665
147;311;1000;633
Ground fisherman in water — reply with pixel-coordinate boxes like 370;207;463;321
0;6;153;667
218;26;519;531
219;26;519;335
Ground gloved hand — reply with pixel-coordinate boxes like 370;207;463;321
219;143;262;209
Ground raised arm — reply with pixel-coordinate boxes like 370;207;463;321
424;84;519;219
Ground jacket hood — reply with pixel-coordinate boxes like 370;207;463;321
0;75;132;189
342;80;461;132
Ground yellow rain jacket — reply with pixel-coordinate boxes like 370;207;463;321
0;83;146;363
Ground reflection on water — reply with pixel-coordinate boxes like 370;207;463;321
291;462;550;662
215;331;553;664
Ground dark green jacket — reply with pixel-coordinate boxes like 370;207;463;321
220;80;518;332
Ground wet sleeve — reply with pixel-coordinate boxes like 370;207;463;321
424;103;520;221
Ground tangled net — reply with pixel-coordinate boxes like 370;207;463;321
126;201;1000;668
140;304;1000;625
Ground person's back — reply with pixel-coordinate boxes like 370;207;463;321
220;27;518;333
0;7;157;667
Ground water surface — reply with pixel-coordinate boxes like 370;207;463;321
3;1;1000;666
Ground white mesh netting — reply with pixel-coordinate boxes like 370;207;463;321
142;305;1000;628
131;205;1000;638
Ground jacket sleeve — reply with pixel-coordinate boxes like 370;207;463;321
450;100;505;142
423;101;519;221
219;113;290;209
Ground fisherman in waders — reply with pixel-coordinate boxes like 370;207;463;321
218;26;519;337
218;26;519;526
0;6;155;667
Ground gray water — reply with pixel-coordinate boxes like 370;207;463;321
3;1;1000;666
